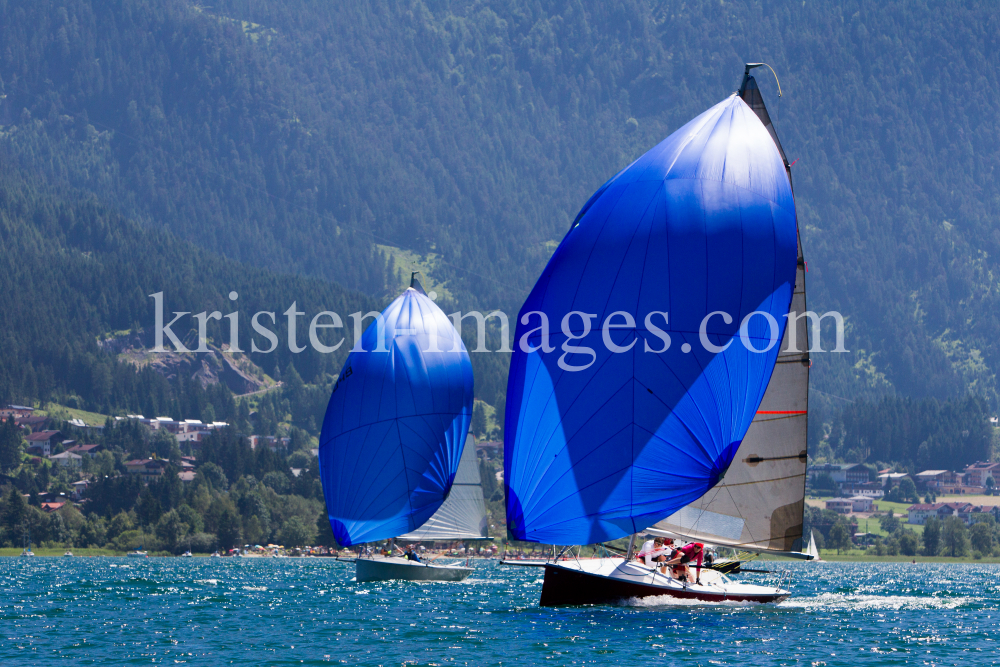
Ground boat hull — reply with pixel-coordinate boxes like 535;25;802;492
539;560;789;606
355;557;473;583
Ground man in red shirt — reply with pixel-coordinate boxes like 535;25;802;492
662;542;704;584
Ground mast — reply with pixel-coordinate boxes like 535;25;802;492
650;65;810;555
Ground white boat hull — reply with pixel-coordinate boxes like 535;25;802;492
355;557;473;583
540;558;789;606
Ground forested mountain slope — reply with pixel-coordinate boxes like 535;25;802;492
2;0;1000;431
0;162;376;422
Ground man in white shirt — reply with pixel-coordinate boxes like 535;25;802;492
636;536;670;570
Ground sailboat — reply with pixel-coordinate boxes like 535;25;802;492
319;273;478;583
356;435;488;582
804;530;823;562
504;64;809;606
20;525;35;557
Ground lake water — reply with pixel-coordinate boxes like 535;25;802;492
1;557;997;665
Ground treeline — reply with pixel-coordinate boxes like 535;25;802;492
0;418;333;553
804;505;999;559
818;395;995;471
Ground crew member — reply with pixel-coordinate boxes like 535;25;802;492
636;537;670;571
663;542;704;584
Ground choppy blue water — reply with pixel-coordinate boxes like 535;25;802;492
1;557;997;665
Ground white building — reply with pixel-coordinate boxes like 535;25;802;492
48;451;83;469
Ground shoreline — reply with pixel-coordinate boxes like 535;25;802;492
762;553;1000;564
6;549;999;564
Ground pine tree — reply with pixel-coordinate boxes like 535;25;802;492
0;417;22;472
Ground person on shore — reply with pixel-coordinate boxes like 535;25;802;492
663;542;704;584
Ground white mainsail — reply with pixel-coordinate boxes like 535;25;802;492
397;435;488;541
805;530;822;561
649;71;810;555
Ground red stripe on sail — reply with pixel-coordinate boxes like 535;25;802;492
755;410;807;414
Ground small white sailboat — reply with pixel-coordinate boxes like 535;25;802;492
804;530;823;562
20;527;35;557
127;548;148;558
354;436;488;583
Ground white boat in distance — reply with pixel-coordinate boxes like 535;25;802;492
355;556;473;583
805;531;823;562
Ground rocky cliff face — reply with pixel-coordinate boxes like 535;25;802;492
100;330;268;396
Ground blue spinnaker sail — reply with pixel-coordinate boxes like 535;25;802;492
504;94;798;545
319;278;474;546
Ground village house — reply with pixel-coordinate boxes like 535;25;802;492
848;496;874;512
964;462;1000;488
67;443;104;458
25;430;63;457
71;479;89;500
15;415;48;432
809;463;870;485
825;498;854;514
0;404;34;419
149;417;181;433
913;470;958;492
906;503;959;525
958;504;1000;525
878;472;911;488
125;458;168;483
904;502;998;526
825;496;873;514
839;481;885;499
48;451;83;469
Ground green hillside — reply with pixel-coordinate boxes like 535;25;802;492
0;163;376;428
2;1;1000;463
